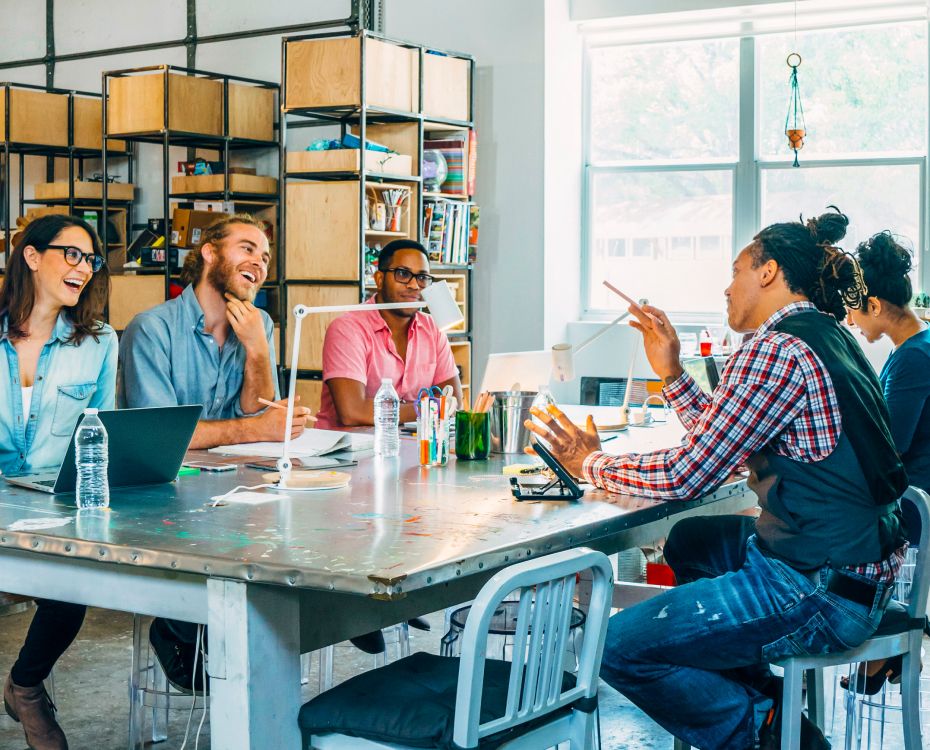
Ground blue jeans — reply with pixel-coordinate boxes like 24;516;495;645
600;518;887;750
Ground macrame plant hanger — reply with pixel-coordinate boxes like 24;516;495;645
785;2;806;167
785;53;806;166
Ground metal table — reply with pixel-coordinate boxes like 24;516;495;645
0;422;756;749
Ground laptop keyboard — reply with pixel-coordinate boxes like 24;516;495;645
35;479;56;488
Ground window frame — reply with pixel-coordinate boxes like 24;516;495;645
581;23;930;323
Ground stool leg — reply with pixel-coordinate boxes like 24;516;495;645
151;660;168;743
398;622;410;659
806;668;825;730
781;662;803;750
900;638;923;750
318;646;333;693
300;652;310;686
128;614;144;750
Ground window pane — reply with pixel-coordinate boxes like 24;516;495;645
760;165;920;276
759;23;927;159
588;170;733;314
589;39;739;162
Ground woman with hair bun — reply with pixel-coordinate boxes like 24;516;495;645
839;232;930;694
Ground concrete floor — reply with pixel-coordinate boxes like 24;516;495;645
0;605;924;749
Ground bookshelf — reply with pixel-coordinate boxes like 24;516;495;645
1;83;132;269
101;65;280;332
280;30;477;409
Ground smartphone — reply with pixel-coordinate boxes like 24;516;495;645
182;461;237;472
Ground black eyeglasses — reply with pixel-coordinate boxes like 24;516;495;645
381;267;434;288
40;245;106;273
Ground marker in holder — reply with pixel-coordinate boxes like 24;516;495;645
417;386;453;467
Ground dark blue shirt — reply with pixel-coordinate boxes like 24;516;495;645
879;325;930;493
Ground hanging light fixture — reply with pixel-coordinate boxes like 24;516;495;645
785;52;807;167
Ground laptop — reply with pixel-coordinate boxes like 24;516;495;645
681;356;722;394
5;405;202;494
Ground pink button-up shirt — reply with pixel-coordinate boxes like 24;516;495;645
315;297;458;429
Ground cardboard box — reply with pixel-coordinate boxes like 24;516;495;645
227;83;275;141
171;208;229;248
170;174;278;195
72;96;126;152
34;181;134;201
286;149;413;176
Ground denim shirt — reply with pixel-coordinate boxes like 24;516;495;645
0;314;117;475
118;284;278;417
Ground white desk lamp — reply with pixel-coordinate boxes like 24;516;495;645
550;299;647;383
276;280;463;486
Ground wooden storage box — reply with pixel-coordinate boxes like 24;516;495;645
108;275;165;330
228;83;275;141
106;72;223;137
422;53;471;122
285;284;358;371
72;97;126;151
285;181;360;281
170;173;278;195
295;377;324;413
34;181;135;201
0;88;69;147
449;339;472;406
285;37;419;113
286;149;413;176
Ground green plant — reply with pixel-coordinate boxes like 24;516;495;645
914;292;930;308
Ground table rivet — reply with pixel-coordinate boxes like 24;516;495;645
503;556;509;562
64;544;72;552
131;554;139;561
526;549;532;555
456;569;461;576
171;561;178;568
32;540;39;548
426;577;432;583
328;582;335;590
99;549;106;556
478;562;484;569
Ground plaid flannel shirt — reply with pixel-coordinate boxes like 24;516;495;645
582;301;904;583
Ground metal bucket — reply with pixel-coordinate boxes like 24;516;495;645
489;391;536;454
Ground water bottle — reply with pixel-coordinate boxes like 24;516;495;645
75;408;109;509
531;384;556;426
373;378;400;458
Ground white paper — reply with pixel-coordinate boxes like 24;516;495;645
8;517;73;531
212;491;285;505
208;428;373;458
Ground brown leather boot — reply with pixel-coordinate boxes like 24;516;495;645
3;674;68;750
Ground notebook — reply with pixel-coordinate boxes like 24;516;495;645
208;428;374;459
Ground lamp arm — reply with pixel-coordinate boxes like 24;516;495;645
301;301;427;314
573;309;633;355
278;305;310;482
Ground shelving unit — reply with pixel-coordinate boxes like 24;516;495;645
101;65;280;331
1;82;132;268
279;30;476;408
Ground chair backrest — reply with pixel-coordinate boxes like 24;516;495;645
580;376;662;407
452;547;613;749
900;486;930;620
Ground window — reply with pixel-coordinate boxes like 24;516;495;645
583;19;928;319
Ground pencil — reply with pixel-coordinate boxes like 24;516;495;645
258;397;317;421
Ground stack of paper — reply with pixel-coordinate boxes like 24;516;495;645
209;429;373;458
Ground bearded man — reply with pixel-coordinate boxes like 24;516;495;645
119;213;311;448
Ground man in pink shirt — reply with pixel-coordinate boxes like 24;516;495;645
317;239;463;429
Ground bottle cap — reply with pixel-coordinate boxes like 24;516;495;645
84;408;99;415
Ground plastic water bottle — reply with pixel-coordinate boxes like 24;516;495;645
373;378;400;458
532;384;556;426
75;408;109;509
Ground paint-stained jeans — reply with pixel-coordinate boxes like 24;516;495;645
600;527;886;750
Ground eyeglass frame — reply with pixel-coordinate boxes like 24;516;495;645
39;244;106;273
379;266;435;288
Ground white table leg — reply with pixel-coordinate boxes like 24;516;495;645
207;578;301;749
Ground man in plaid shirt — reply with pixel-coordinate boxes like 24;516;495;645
527;210;909;750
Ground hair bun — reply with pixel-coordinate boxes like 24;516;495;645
863;231;912;277
806;206;849;246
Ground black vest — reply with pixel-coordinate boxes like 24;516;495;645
747;310;908;570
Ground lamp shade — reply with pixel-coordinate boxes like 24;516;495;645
421;280;464;331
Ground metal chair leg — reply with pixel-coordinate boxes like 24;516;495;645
806;668;825;730
127;614;145;750
781;661;804;750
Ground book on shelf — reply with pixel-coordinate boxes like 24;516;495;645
424;131;472;196
423;197;477;265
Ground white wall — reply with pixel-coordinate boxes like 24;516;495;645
385;0;547;390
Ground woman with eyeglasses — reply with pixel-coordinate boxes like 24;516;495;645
0;214;116;750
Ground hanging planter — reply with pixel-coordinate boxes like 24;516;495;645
785;53;806;167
